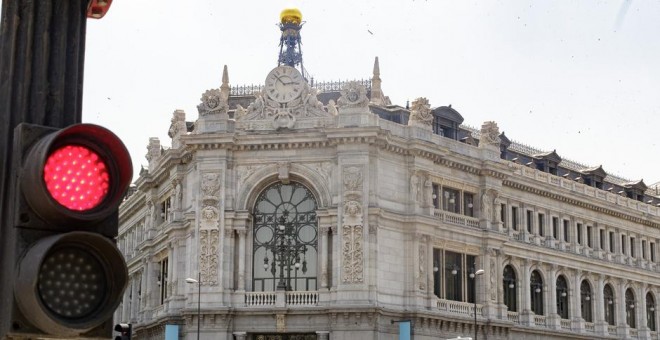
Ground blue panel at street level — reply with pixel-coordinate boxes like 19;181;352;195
399;320;411;340
165;324;179;340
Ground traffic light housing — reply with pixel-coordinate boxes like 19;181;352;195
1;123;132;338
114;323;132;340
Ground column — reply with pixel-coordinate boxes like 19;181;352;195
521;259;533;325
320;226;329;289
640;284;649;337
122;283;130;321
547;265;559;328
594;275;608;335
573;270;583;331
131;274;139;321
331;226;339;288
618;280;629;337
237;229;246;291
233;332;247;340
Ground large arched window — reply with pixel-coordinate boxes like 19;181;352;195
580;280;593;322
604;284;616;325
647;292;656;331
556;275;569;319
252;182;318;291
530;270;544;315
503;265;517;312
626;288;636;328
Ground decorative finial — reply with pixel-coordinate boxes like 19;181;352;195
373;56;380;78
221;65;229;100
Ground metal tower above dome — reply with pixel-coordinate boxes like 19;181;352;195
278;8;309;81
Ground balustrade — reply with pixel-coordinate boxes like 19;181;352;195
560;319;571;330
506;311;519;323
584;322;595;332
434;210;480;229
533;315;547;327
285;291;318;306
436;299;482;317
244;291;276;307
607;325;617;334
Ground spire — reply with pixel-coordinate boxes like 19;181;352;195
220;65;229;101
370;56;388;106
373;56;380;78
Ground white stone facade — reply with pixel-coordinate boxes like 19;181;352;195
115;65;660;340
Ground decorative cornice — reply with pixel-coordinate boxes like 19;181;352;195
503;179;660;229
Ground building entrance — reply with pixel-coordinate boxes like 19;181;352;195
252;334;317;340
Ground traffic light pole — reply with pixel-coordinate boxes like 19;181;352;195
0;1;90;336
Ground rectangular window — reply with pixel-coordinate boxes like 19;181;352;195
511;207;519;231
587;226;593;248
433;249;442;298
538;213;545;236
600;229;605;250
642;240;647;260
464;193;474;217
577;223;582;245
159;258;169;304
432;184;440;209
609;231;615;253
500;203;506;225
526;210;533;233
631;238;636;258
444;251;462;301
443;187;460;214
563;220;569;242
552;217;559;239
160;196;172;223
651;242;656;262
622;235;627;255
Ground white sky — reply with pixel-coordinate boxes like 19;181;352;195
82;1;660;185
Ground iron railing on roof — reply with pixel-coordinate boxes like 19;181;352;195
229;79;372;96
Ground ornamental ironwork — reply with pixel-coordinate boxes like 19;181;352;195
253;182;318;291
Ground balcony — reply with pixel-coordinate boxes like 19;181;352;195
436;299;482;317
434;210;480;229
243;290;319;307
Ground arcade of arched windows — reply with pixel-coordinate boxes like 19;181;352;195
499;260;660;334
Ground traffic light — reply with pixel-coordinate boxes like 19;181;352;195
114;323;132;340
1;123;132;338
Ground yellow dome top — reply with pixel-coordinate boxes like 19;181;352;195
280;8;302;25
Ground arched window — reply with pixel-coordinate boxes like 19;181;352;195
556;275;569;319
503;265;517;312
580;280;593;322
530;270;544;315
252;182;318;291
647;292;656;331
626;288;636;328
604;284;615;325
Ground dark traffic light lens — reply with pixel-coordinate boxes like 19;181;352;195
43;145;110;211
38;247;106;319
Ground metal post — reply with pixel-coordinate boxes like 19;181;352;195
197;272;200;340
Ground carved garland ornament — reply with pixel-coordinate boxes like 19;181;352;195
199;171;222;286
197;89;228;116
341;165;365;284
337;81;369;109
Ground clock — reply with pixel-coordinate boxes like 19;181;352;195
264;66;304;103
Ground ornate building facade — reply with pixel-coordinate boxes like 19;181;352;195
114;10;660;340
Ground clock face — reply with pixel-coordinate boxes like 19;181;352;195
264;66;304;103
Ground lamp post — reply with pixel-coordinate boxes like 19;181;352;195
185;273;201;340
469;268;485;340
262;212;308;290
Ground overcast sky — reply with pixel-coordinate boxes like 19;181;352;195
82;1;659;185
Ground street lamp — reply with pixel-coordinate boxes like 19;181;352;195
262;212;308;290
469;268;485;340
185;273;201;340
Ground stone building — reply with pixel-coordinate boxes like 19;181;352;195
114;9;660;340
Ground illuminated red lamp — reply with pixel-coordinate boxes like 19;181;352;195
87;0;113;19
21;124;132;227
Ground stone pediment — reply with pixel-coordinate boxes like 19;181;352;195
580;165;607;178
432;105;464;124
534;149;562;163
624;179;648;191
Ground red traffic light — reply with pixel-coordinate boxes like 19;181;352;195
87;0;113;19
44;144;111;211
21;124;132;229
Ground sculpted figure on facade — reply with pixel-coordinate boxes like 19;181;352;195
145;137;161;171
145;198;155;230
479;121;501;148
410;172;420;203
423;177;433;208
197;88;228;117
172;178;183;211
168;110;188;149
343;200;363;226
481;190;493;222
418;242;426;291
326;99;338;116
407;97;433;129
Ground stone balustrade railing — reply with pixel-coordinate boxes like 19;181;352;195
560;319;571;329
436;299;482;317
286;291;319;306
629;328;638;337
607;325;617;334
507;311;519;323
584;322;595;332
533;315;546;327
433;210;480;229
244;291;276;307
514;165;659;217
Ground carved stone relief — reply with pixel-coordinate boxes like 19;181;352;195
479;121;501;148
168;109;188;149
197;89;228;117
199;229;219;286
337;81;369;111
407;97;433;129
418;241;426;291
342;225;364;284
199;171;222;286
